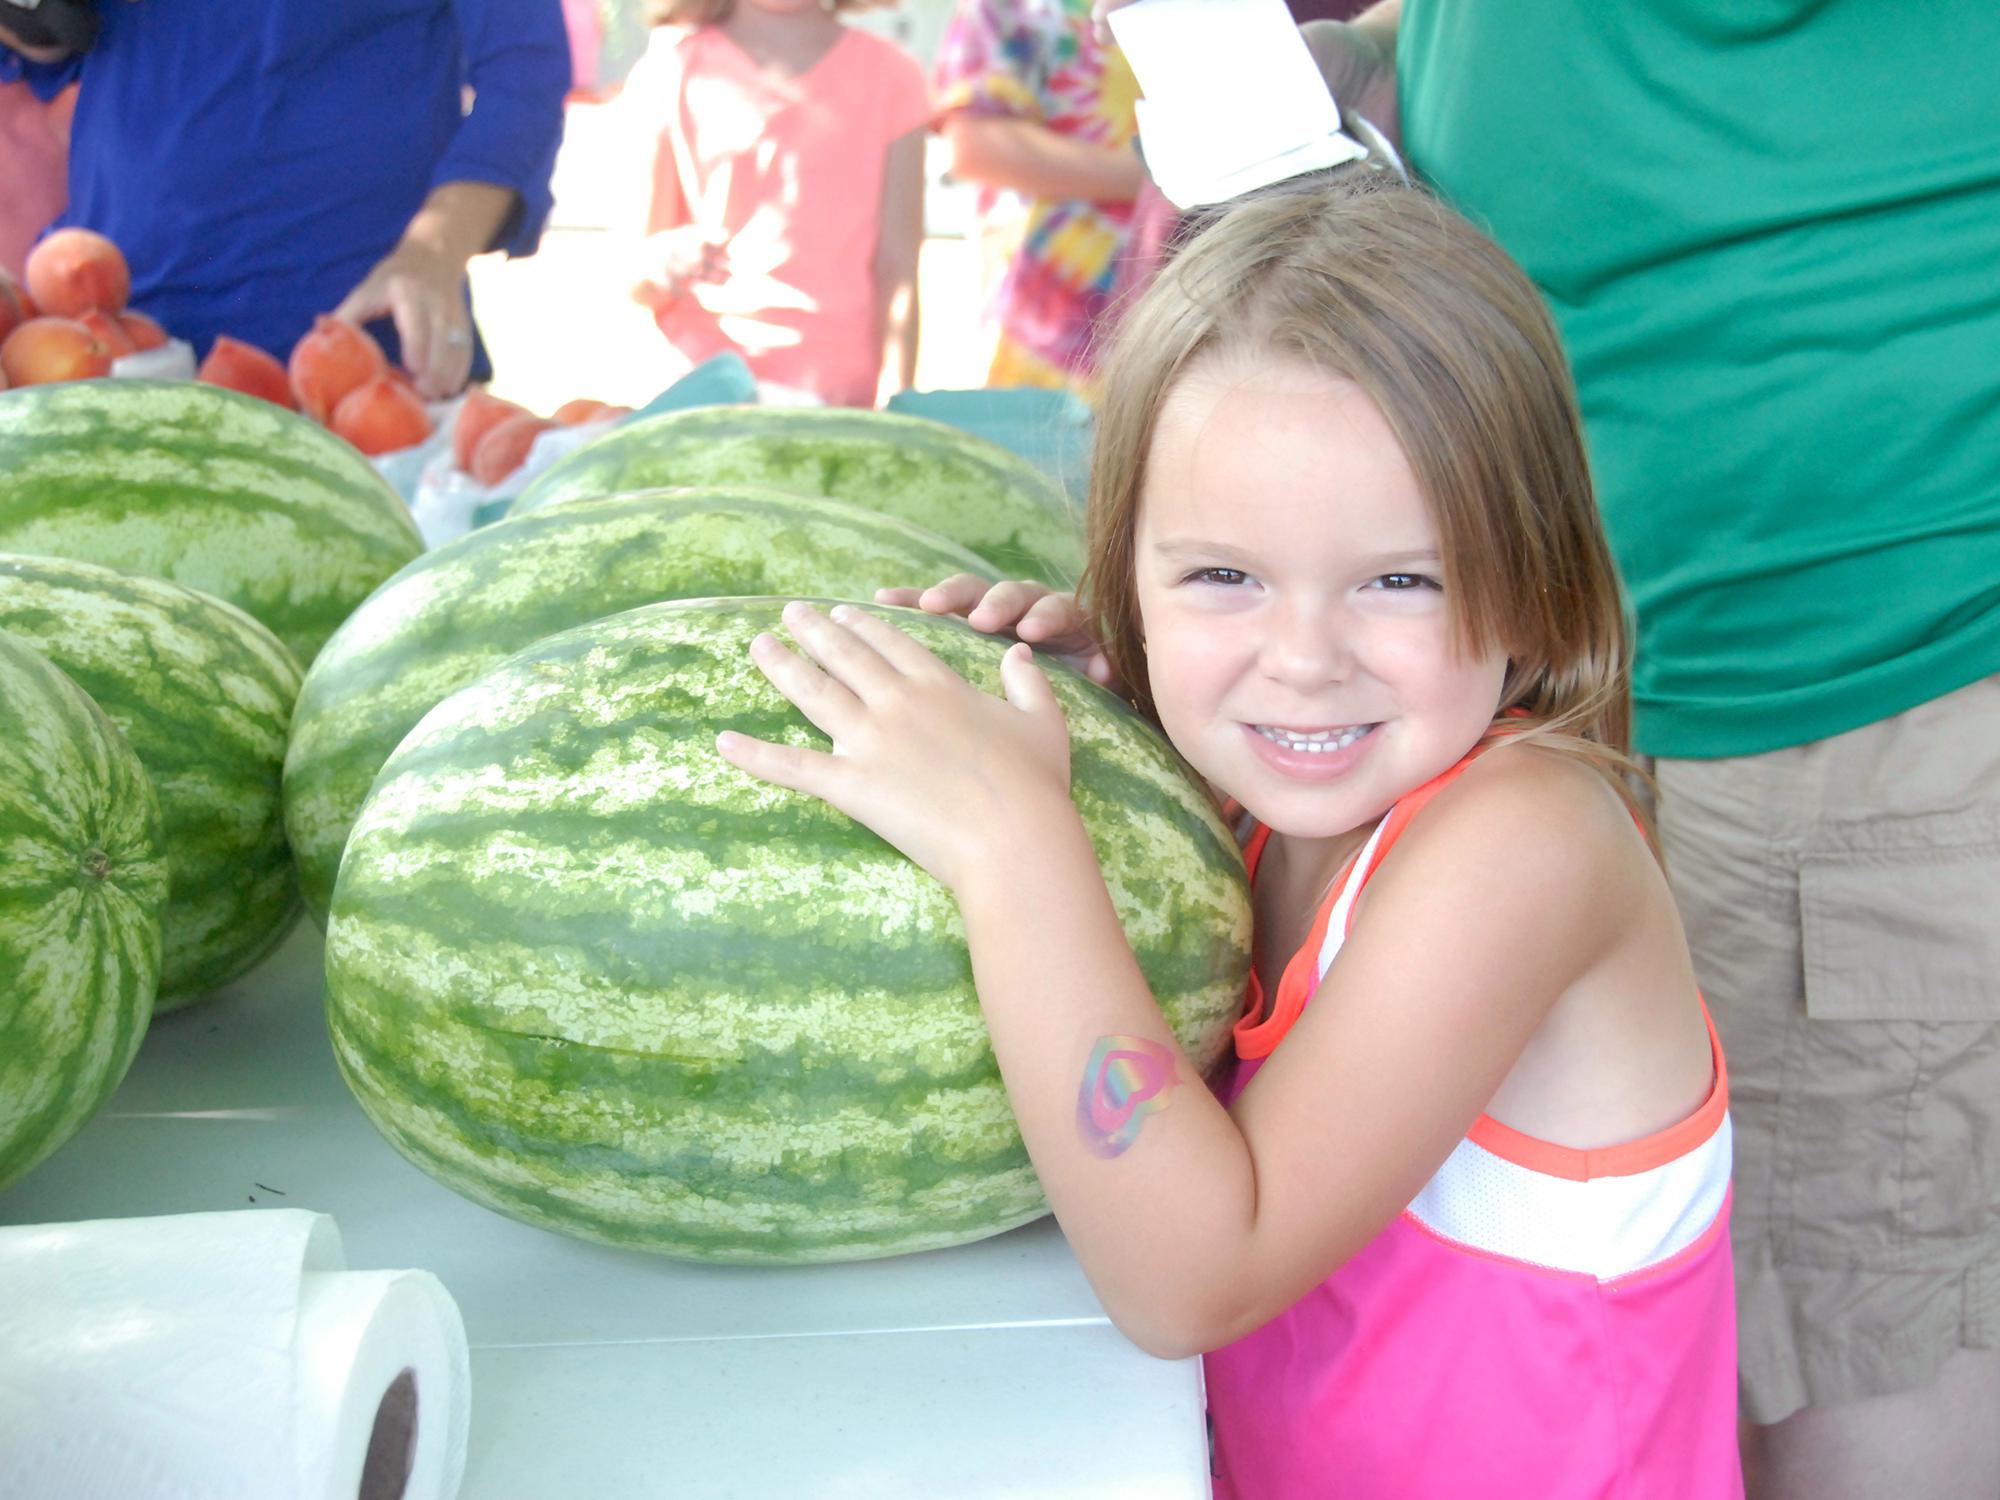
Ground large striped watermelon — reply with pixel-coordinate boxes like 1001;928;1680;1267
326;598;1249;1263
0;380;424;665
0;556;303;1008
507;406;1084;586
284;486;1003;923
0;630;168;1190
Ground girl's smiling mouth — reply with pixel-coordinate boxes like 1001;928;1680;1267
1251;723;1375;753
1241;721;1380;779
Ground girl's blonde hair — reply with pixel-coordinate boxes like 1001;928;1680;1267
1084;177;1650;819
648;0;889;24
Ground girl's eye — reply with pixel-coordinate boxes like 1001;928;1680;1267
1185;567;1248;587
1371;573;1438;592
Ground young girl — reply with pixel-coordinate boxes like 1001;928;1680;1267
617;0;927;406
717;179;1741;1498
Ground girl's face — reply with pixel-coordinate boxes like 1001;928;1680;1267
1133;355;1509;848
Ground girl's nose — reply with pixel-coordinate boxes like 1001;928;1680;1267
1260;600;1353;690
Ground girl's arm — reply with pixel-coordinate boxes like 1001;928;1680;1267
719;606;1636;1359
614;37;717;308
954;748;1633;1356
872;129;926;405
940;113;1144;206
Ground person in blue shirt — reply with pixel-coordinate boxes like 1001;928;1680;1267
0;0;569;397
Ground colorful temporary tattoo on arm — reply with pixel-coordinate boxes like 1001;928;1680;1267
1076;1035;1179;1159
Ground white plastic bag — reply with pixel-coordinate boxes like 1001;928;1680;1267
401;409;625;549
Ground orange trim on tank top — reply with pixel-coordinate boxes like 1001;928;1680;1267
1231;755;1464;1061
1230;747;1728;1176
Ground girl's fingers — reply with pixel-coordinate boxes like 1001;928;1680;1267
827;603;953;679
965;579;1053;633
873;585;925;607
714;729;838;800
999;640;1058;715
779;600;902;697
1016;591;1089;643
747;628;864;745
915;573;996;618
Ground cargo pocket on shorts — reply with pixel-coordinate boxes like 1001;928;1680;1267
1802;831;2000;1022
1797;828;2000;1260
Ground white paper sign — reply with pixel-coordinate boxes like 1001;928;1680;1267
1109;0;1369;208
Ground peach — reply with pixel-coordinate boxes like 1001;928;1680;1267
198;336;297;410
24;228;131;319
0;316;116;386
288;315;388;423
551;398;620;426
451;388;530;472
117;310;169;352
78;309;136;358
469;413;554;486
329;376;434;456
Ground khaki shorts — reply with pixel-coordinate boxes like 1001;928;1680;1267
1655;673;2000;1426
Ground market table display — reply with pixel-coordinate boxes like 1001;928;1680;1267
0;383;1232;1495
0;920;1213;1498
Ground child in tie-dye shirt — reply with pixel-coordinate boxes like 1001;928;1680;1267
934;0;1144;393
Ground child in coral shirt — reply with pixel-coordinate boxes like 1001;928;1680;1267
620;0;928;407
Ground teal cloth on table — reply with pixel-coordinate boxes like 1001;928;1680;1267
630;352;760;422
887;386;1093;496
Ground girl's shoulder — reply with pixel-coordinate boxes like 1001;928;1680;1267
823;25;927;87
1359;739;1655;945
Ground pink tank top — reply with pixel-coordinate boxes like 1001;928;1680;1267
1204;755;1743;1499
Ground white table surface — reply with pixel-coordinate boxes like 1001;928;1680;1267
0;920;1212;1499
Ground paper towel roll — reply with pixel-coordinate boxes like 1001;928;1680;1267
0;1209;471;1500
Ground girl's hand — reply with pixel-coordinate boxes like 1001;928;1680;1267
716;601;1076;894
874;575;1120;692
629;226;724;309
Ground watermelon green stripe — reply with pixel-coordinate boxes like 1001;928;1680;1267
325;598;1250;1263
506;405;1085;586
0;555;304;1007
283;486;1002;922
0;379;423;665
0;630;168;1190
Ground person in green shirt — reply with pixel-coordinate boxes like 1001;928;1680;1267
1099;0;2000;1493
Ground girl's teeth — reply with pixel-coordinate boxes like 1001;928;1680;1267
1256;724;1370;753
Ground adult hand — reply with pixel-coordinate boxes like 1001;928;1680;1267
875;575;1119;691
716;601;1076;895
1300;16;1400;151
334;181;516;399
332;238;473;400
